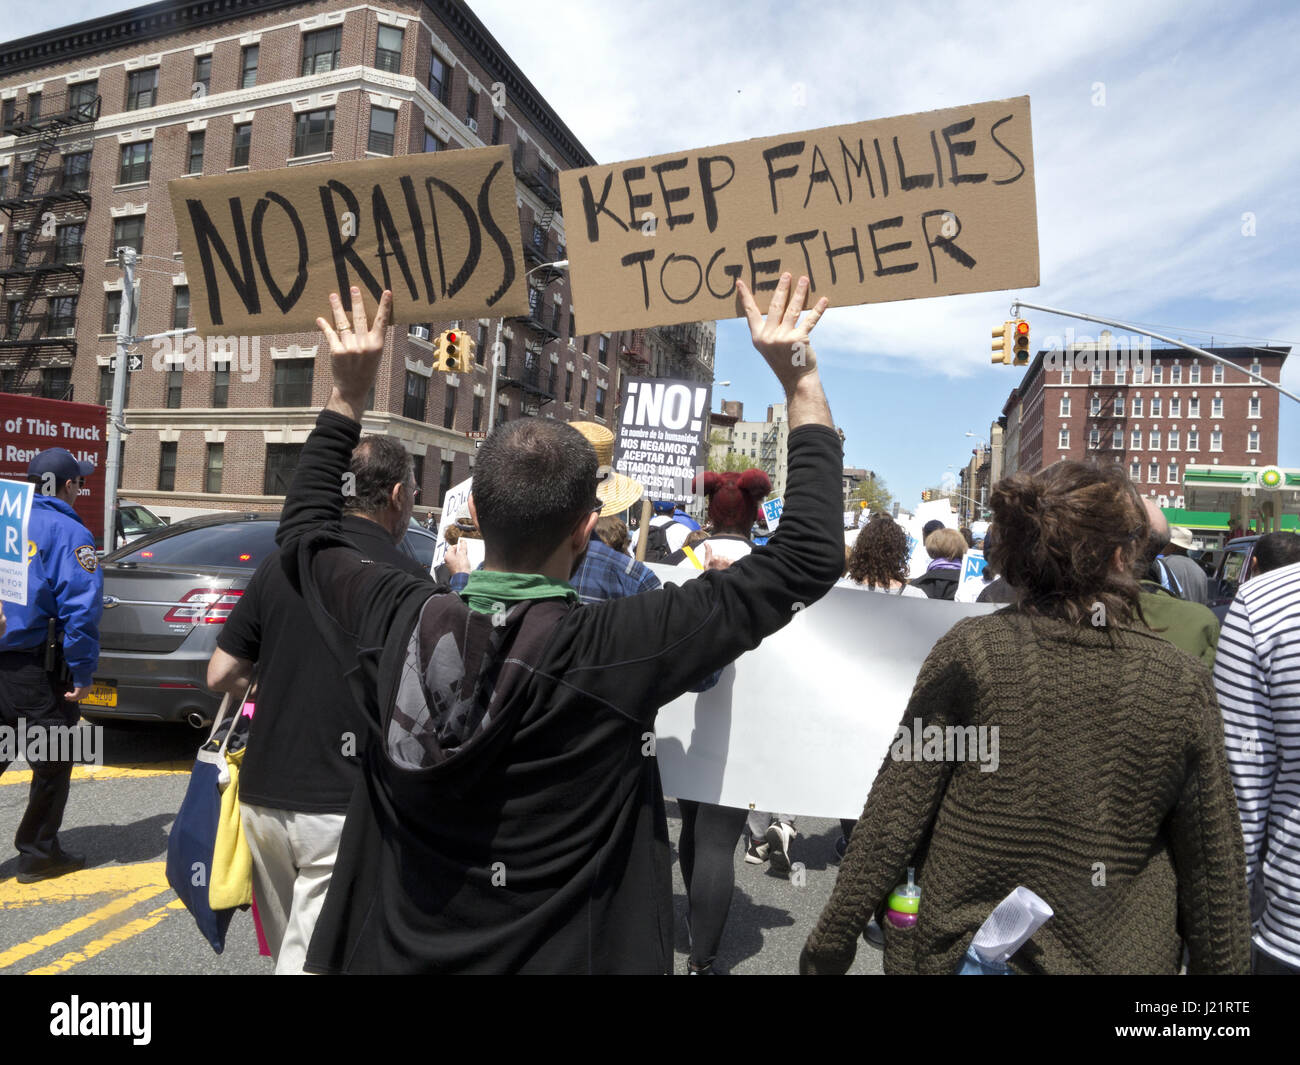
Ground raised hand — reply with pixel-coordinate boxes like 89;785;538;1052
318;286;393;421
737;273;828;395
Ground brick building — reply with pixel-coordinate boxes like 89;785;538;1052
1001;335;1289;506
0;0;714;519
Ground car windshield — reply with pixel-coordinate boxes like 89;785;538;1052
110;521;279;569
121;506;167;533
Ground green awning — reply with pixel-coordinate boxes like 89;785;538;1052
1161;509;1300;533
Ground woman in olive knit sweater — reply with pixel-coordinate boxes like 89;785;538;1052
802;461;1250;975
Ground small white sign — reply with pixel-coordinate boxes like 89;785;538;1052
761;497;784;532
432;475;473;568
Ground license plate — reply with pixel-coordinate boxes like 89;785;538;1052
81;683;117;707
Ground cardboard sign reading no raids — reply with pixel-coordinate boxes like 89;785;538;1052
169;145;530;337
614;377;711;505
560;97;1038;333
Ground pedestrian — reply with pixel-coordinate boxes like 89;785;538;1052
909;527;965;600
1244;530;1300;580
635;500;698;561
973;525;1017;605
205;434;432;973
801;459;1250;974
594;517;631;556
277;276;840;973
0;448;102;882
1158;526;1209;604
1135;499;1220;667
1214;555;1300;974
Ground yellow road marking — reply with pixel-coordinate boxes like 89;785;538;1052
0;760;191;787
0;860;171;909
27;897;187;974
0;884;170;969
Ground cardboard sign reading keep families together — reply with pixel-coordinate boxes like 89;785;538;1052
560;97;1038;332
170;145;529;336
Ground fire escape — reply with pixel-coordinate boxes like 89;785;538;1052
502;218;562;415
0;93;99;396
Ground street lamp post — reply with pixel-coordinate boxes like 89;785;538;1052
487;259;568;433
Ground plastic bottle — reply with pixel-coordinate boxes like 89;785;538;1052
885;867;921;929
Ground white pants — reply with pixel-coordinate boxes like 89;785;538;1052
240;804;345;975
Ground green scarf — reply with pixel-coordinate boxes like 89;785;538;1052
459;569;579;616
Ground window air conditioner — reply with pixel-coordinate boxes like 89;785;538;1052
466;117;478;134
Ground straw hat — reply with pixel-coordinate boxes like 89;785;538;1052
1168;526;1194;550
569;421;645;517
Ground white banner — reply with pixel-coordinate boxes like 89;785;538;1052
0;479;35;605
649;563;996;820
432;476;473;568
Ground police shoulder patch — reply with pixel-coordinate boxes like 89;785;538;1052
75;545;98;573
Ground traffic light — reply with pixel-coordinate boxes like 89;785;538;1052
991;320;1012;365
435;330;461;372
922;490;932;502
1012;319;1030;364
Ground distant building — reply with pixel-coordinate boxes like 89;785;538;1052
709;400;788;498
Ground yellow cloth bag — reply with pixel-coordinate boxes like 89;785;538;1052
208;688;254;911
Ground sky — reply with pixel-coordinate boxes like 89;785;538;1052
5;0;1300;509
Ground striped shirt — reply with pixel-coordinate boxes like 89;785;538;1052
1213;559;1300;968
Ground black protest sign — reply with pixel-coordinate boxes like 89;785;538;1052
168;145;529;336
559;97;1038;333
615;377;711;504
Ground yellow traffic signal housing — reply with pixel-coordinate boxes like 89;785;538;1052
434;329;462;372
991;320;1013;365
461;332;477;367
1012;319;1030;364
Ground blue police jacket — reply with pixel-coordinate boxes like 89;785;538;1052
0;495;103;687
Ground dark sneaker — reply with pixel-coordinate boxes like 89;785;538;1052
743;837;770;864
17;849;86;884
864;917;884;948
764;820;796;872
833;835;848;862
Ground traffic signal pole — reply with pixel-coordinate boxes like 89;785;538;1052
1010;298;1300;406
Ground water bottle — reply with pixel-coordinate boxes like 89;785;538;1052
885;867;921;929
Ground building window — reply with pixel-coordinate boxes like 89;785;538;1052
36;367;69;399
112;216;145;255
302;27;342;76
232;123;252;167
61;151;91;191
1148;461;1159;484
1090;367;1103;385
294;109;335;157
98;366;131;406
172;286;190;330
1059;395;1070;417
1189;362;1200;383
579;376;588;410
1150;397;1162;417
1114;367;1126;384
439;458;453;503
187;131;205;175
126;69;158;111
596;384;607;418
212;363;229;408
1131;397;1143;417
1171;364;1182;383
55;223;84;264
165;367;184;409
264;444;302;495
1149;429;1160;449
158;441;177;491
1212;363;1224;384
598;335;609;366
241;45;259;88
472;394;482;431
1058;428;1069;449
68;80;97;118
1167;461;1179;484
273;358;314;406
476;323;488;365
466;88;479;129
550;301;563;334
1130;459;1141;481
118;141;152;185
1248;395;1260;418
1060;366;1072;384
1211;396;1223;418
45;295;77;334
547;361;557;396
429;54;449;104
1210;430;1222;452
193;55;211;94
205;444;223;493
403;371;427;420
1168;429;1179;450
1189;397;1200;417
1187;429;1199;451
411;454;424;498
1247;430;1260;452
1250;361;1262;378
1112;395;1124;417
1170;398;1181;417
424;130;445;153
368;107;396;155
375;25;403;72
1088;428;1100;449
1152;365;1162;383
103;292;122;334
565;369;573;403
1089;395;1101;416
491;113;502;145
26;92;41;123
441;383;458;428
1111;427;1123;449
1130;427;1141;450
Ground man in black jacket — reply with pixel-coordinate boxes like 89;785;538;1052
207;434;432;973
277;275;843;974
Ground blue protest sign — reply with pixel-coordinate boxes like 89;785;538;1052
0;478;36;605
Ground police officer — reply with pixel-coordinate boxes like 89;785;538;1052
0;448;103;882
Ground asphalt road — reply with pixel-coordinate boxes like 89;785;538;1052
0;718;881;975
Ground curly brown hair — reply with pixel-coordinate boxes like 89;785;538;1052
847;515;911;589
987;460;1148;626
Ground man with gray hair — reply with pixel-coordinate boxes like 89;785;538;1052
206;434;431;973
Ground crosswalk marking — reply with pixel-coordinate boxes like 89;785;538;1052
0;884;170;969
27;897;188;974
0;760;191;788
